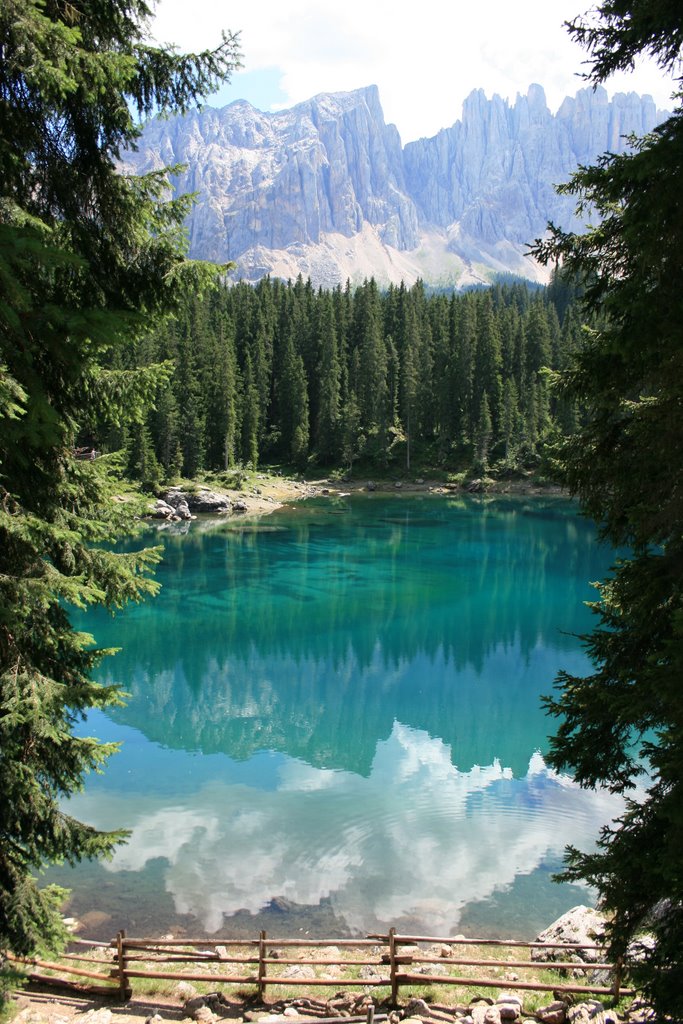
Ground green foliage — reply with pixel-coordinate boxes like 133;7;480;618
123;276;583;481
0;0;239;971
532;4;683;1016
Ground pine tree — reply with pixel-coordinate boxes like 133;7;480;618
531;4;683;1015
399;305;420;470
127;420;161;492
278;327;310;467
473;393;493;474
501;379;522;466
240;352;260;468
0;0;239;966
450;294;476;445
473;294;503;431
203;311;239;470
315;295;342;463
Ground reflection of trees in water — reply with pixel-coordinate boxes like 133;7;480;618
87;498;613;776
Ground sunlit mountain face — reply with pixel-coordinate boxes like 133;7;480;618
50;496;623;939
120;85;665;288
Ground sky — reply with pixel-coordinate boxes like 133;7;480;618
149;0;676;143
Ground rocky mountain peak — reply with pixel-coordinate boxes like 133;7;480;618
121;83;666;288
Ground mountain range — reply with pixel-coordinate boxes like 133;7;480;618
121;83;665;288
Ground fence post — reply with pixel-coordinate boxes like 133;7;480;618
116;930;128;1001
389;928;398;1005
258;930;267;1001
613;955;623;1002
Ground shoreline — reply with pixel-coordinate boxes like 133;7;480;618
149;473;566;525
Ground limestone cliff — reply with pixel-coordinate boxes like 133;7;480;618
121;84;664;288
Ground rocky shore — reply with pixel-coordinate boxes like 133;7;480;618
148;477;323;525
147;474;563;526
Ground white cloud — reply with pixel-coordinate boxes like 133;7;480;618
70;722;622;935
149;0;676;142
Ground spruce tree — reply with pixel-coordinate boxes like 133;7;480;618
241;352;260;468
532;4;683;1015
0;0;239;966
315;295;342;463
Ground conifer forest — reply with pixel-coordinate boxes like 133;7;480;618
114;275;582;486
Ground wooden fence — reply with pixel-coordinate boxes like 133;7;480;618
8;928;634;1004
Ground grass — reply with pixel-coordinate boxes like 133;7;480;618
14;938;635;1015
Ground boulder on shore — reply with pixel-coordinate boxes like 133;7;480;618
162;487;231;515
532;906;611;987
532;905;606;960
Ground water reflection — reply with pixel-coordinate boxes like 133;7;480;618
55;496;621;937
86;496;609;777
65;722;620;936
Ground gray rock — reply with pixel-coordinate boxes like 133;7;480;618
162;488;230;515
414;962;447;975
281;964;316;980
626;935;656;963
535;1002;567;1024
358;964;381;979
625;998;656;1022
78;1012;113;1024
566;1001;608;1024
533;906;606;953
532;907;609;982
496;994;523;1009
184;996;207;1015
233;499;249;512
496;996;523;1021
187;490;231;513
404;998;431;1018
151;499;175;519
192;1009;218;1024
317;944;341;959
175;981;199;1001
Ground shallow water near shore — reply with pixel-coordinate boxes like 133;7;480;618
48;493;623;941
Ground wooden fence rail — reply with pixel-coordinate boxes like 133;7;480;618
12;928;635;1005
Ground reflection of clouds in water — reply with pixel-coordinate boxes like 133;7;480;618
73;724;622;934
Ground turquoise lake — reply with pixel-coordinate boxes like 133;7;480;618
49;493;624;941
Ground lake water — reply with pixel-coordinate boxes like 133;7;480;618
48;493;623;941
